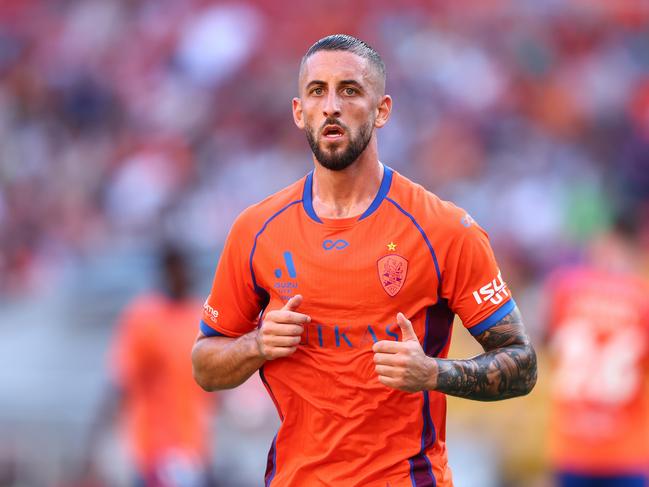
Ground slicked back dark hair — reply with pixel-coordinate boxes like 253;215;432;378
300;34;386;86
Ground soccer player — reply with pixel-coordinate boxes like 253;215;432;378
96;246;216;487
545;219;649;487
192;34;537;486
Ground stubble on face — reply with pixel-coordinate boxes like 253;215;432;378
297;50;385;171
305;117;373;171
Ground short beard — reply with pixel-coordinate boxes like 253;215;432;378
306;120;373;171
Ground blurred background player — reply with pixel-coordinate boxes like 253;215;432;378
87;245;217;487
544;216;649;487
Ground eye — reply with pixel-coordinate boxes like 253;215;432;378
312;87;324;95
344;87;357;96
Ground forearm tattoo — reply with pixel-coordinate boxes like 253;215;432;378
434;307;537;401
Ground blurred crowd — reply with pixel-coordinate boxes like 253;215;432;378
1;0;648;299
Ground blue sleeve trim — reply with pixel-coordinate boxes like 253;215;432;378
200;320;232;338
468;298;516;336
302;171;322;223
358;164;394;220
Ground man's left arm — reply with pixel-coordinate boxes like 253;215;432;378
373;306;537;400
434;306;537;400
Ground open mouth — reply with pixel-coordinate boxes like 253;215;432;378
322;125;345;139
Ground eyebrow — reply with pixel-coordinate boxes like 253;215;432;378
305;79;365;91
339;79;364;89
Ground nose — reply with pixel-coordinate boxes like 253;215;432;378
323;91;341;118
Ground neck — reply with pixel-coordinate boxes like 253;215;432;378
312;141;383;219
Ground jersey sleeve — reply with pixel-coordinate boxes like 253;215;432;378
200;211;265;338
439;220;515;336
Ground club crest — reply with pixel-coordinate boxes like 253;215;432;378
377;255;408;297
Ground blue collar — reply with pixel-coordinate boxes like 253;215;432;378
302;164;394;224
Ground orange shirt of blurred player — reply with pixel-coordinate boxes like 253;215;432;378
111;294;214;475
546;267;649;474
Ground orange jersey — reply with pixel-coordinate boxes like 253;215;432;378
111;294;215;474
201;166;515;487
546;267;649;474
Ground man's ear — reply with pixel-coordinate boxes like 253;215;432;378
374;95;392;128
292;97;305;129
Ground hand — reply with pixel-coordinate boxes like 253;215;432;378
256;294;310;360
372;312;437;393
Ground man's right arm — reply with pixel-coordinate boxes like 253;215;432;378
192;331;266;391
192;294;310;391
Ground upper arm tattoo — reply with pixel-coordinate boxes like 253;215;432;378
473;306;531;351
434;306;538;401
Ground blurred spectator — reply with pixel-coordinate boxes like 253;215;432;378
87;245;217;487
544;216;649;487
0;0;648;301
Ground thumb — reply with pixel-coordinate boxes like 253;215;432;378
282;294;303;311
397;312;418;341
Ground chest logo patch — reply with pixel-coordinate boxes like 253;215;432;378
377;254;408;297
323;239;349;250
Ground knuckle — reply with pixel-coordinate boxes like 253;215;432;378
261;324;275;335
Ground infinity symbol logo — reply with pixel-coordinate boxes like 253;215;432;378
323;239;349;250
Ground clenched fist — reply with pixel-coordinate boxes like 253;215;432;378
372;312;437;392
256;294;310;360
